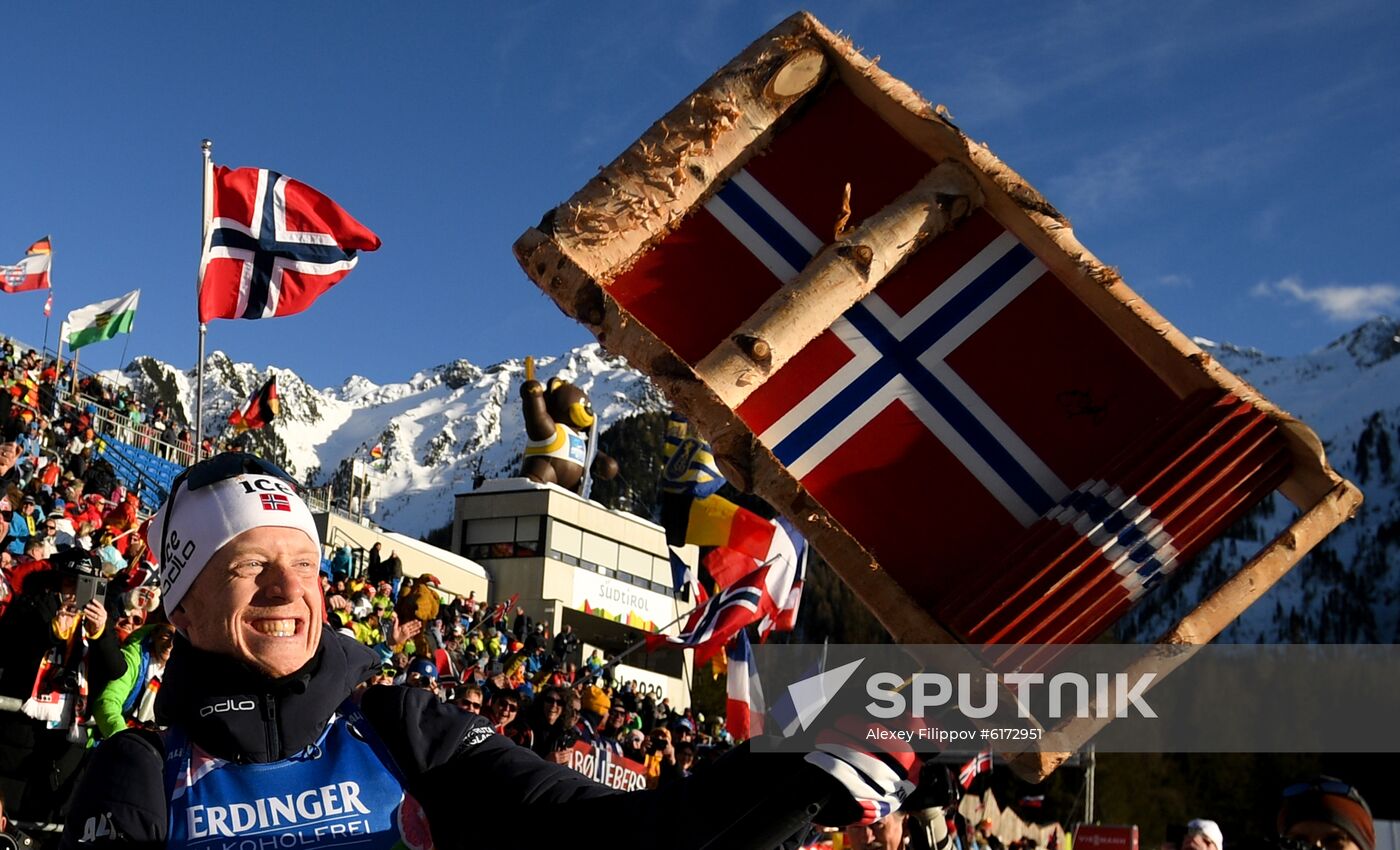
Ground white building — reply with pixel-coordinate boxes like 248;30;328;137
451;478;693;709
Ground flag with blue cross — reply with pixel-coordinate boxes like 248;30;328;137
198;166;380;322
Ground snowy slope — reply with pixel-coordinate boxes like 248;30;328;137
110;344;664;538
1121;317;1400;642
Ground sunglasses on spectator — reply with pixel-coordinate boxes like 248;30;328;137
459;699;483;710
540;696;563;706
159;453;301;572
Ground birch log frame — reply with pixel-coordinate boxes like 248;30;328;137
513;11;1364;779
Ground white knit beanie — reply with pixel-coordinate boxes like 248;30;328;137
149;474;321;611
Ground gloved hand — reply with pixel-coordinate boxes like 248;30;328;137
804;715;922;825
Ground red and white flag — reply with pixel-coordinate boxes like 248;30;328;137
647;563;773;664
199;167;380;322
1;236;52;294
43;291;52;317
702;515;807;638
958;749;992;788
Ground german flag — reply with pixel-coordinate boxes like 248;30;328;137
26;236;52;255
228;376;280;432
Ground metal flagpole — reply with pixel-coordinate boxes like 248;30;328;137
195;139;213;462
42;244;54;352
55;322;65;380
1084;742;1096;824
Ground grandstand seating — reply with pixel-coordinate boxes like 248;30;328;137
98;433;184;510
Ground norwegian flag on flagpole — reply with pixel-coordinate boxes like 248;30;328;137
646;563;774;664
199;167;380;322
958;749;992;788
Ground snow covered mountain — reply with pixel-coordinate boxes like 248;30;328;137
106;317;1400;643
114;344;666;538
1121;317;1400;643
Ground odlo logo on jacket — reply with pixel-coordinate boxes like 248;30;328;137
199;699;257;718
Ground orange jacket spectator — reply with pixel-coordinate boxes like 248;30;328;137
102;493;139;534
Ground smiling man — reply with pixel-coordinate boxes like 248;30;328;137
62;452;928;850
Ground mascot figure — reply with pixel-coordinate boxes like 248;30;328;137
519;367;618;495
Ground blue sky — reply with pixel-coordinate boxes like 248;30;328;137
1;1;1396;387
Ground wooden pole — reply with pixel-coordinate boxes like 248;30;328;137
694;160;983;408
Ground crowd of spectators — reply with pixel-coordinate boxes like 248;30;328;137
0;338;174;826
0;335;1385;850
322;564;723;790
1;337;206;471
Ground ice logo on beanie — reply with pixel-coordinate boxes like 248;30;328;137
162;531;198;597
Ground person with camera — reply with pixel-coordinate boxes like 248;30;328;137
0;789;38;850
62;452;933;849
0;548;124;823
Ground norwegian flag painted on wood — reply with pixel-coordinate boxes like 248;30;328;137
199;167;380;322
605;85;1180;625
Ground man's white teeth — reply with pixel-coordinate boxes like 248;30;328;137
253;619;297;637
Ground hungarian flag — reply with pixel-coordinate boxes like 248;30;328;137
229;376;280;432
199;167;380;322
1;236;52;294
958;750;992;788
66;290;140;351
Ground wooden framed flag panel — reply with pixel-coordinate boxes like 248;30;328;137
513;12;1362;769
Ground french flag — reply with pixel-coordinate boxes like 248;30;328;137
725;630;765;741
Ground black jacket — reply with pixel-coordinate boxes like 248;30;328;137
0;574;125;702
62;628;841;849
